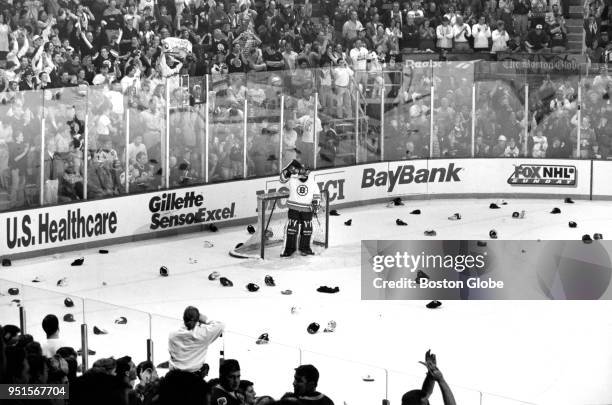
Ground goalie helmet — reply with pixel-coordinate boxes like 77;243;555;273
298;164;311;180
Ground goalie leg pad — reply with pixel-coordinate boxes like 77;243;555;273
282;213;300;256
299;212;314;253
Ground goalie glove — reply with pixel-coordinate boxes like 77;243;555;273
282;168;293;179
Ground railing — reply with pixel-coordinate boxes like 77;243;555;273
0;277;536;404
0;61;608;212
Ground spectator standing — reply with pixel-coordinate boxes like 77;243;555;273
263;43;285;71
349;39;368;92
452;15;472;51
283;119;299;166
0;13;10;60
584;14;600;49
42;138;64;204
41;315;67;358
531;0;548;28
419;19;436;51
342;11;363;45
491;21;510;53
401;351;456;405
318;60;333;110
282;42;298;72
332;58;353;118
472;16;491;51
386;2;404;27
168;306;224;374
401;16;419;52
513;0;531;38
8;131;29;208
436;17;453;52
532;130;548;157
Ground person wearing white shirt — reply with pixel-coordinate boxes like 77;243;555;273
436;18;454;51
41;315;68;358
283;119;299;166
349;40;369;92
368;51;384;98
120;64;140;94
282;42;298;72
296;113;322;168
128;135;148;164
444;8;457;25
159;52;183;78
332;58;354;118
168;306;224;372
531;131;548;158
550;90;571;111
318;62;333;109
452;15;471;51
95;113;112;139
342;11;363;42
504;138;520;157
491;20;510;53
472;16;491;51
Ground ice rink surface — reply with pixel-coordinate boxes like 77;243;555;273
2;198;612;405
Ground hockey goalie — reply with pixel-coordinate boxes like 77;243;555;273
279;160;321;257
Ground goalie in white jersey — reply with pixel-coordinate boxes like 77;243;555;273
279;160;321;257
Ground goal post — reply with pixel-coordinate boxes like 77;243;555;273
229;190;330;259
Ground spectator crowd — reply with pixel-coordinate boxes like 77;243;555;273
0;306;457;405
0;0;595;211
582;0;612;63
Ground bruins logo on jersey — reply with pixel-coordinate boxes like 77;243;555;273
296;185;309;196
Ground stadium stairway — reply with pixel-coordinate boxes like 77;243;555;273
567;0;585;52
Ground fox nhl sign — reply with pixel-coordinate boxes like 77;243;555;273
508;164;577;186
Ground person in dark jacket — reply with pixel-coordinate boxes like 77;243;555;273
210;359;244;405
281;364;334;405
87;150;117;199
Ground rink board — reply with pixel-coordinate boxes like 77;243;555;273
0;158;601;256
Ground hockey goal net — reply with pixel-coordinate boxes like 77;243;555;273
229;190;329;259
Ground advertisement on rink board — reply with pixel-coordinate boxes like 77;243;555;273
590;160;612;199
507;163;577;186
0;180;255;256
0;159;599;256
